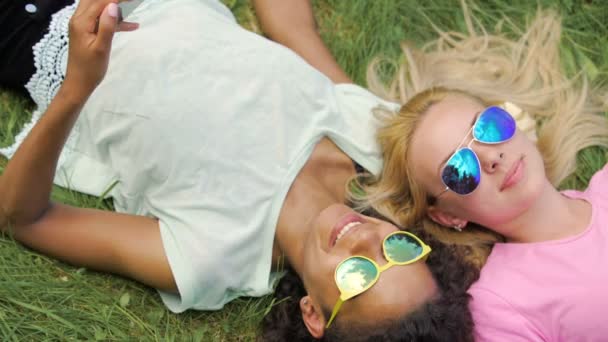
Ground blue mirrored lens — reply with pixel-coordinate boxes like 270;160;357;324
384;233;422;263
473;107;516;143
441;148;480;195
336;257;378;294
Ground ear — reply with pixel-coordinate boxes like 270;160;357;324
300;296;325;339
427;205;467;230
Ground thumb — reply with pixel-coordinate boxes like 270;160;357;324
95;2;120;49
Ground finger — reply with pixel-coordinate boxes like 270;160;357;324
95;3;120;49
117;21;139;32
79;0;118;22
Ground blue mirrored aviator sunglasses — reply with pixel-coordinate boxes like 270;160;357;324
437;106;516;197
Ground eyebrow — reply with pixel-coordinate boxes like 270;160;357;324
435;111;480;175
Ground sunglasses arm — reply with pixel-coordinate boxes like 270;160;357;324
325;298;344;328
435;186;449;200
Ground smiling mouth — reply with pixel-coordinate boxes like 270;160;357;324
336;221;362;241
329;214;364;248
500;156;524;191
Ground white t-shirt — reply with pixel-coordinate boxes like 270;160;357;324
6;0;399;312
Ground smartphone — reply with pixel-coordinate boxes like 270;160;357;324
95;1;144;32
118;1;145;18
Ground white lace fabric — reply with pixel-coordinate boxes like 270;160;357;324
0;3;78;166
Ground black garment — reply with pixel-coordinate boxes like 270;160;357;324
0;0;73;95
354;161;366;174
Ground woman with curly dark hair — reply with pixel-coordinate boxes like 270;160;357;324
261;227;479;342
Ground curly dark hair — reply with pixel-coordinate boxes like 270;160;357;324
259;229;479;342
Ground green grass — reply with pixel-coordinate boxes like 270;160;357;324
1;0;607;340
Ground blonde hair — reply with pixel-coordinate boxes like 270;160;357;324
352;3;608;267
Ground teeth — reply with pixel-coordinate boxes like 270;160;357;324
336;222;362;242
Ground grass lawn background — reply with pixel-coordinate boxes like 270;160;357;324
1;0;606;340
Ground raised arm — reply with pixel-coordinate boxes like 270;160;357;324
252;0;352;84
0;0;176;292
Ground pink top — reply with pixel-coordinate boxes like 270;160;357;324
468;164;608;342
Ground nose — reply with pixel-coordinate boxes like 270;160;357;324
473;143;505;174
348;225;385;263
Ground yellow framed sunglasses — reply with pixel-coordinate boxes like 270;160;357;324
325;231;432;328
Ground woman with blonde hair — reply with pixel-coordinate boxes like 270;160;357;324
353;4;608;341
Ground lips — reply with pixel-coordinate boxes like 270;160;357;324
500;156;524;191
329;213;364;248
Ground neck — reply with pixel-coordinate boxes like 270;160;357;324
498;180;591;243
273;138;355;275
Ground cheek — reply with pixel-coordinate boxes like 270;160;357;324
448;184;516;227
457;193;503;226
304;258;340;310
466;167;546;228
301;241;338;292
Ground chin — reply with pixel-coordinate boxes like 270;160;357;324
494;190;542;228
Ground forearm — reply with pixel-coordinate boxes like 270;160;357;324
253;0;317;40
0;0;135;229
0;82;88;227
252;0;351;83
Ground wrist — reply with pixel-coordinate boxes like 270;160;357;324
57;78;94;105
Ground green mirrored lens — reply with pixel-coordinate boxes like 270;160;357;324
335;257;378;294
384;233;423;263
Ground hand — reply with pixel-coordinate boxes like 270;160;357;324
63;0;139;98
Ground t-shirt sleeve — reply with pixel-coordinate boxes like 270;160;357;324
469;287;546;342
332;84;400;176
